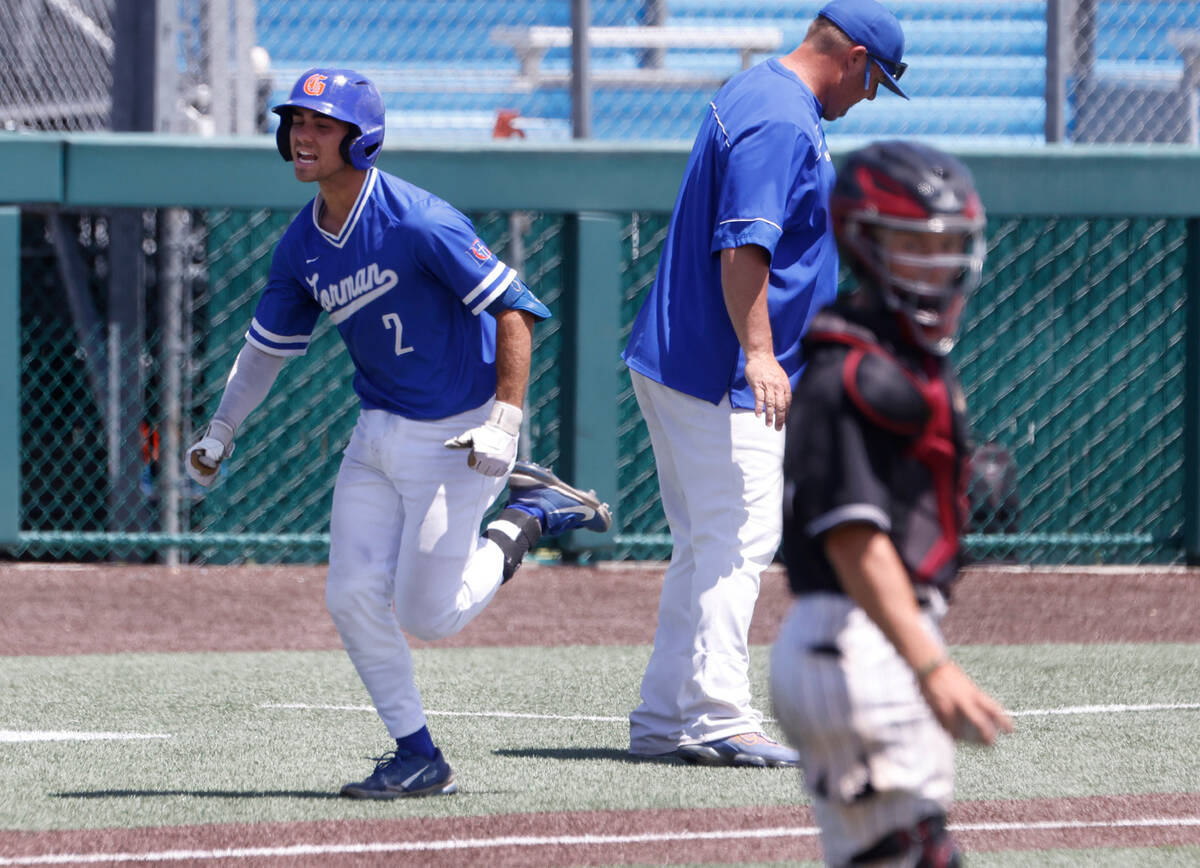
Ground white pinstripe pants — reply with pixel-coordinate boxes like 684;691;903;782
769;592;954;867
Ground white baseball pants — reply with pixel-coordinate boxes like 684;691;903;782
628;371;784;755
325;406;508;740
769;592;955;867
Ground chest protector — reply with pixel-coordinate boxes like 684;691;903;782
807;312;969;586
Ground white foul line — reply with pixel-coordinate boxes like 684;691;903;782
2;818;1199;865
260;703;626;723
1010;702;1200;717
0;731;170;743
961;818;1200;831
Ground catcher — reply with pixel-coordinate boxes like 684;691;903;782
769;140;1014;867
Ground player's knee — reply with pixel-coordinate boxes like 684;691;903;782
324;573;382;627
392;586;466;641
397;609;460;642
847;814;960;867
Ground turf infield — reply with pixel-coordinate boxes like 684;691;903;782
2;642;1200;832
1;563;1198;866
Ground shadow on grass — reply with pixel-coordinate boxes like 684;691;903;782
492;747;680;764
53;789;339;800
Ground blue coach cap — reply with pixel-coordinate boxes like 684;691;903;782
818;0;909;99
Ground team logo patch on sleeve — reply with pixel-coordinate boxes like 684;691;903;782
469;238;492;262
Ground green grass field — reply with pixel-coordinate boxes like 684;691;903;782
3;641;1199;843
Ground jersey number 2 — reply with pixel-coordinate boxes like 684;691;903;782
381;313;415;356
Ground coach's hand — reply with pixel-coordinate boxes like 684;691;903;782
744;354;791;430
186;420;235;488
444;401;522;477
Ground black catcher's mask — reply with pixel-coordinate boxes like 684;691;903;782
832;140;986;356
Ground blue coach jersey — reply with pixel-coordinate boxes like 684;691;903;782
623;58;839;408
247;168;548;420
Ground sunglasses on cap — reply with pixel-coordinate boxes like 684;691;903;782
861;52;908;96
868;52;907;81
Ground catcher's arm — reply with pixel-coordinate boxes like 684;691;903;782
825;523;1014;744
186;343;285;487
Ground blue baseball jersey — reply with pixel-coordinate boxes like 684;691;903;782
247;168;549;420
623;58;839;408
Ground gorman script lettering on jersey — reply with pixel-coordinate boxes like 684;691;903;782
306;262;399;324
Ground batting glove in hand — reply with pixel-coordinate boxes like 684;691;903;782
186;420;235;488
444;401;522;477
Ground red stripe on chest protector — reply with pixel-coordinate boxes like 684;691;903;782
841;346;927;437
818;325;963;583
909;356;959;582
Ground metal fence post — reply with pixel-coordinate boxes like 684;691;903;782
160;208;186;567
641;0;667;70
1045;0;1067;142
571;0;592;138
0;208;18;546
559;212;621;557
1185;218;1200;564
110;0;156;539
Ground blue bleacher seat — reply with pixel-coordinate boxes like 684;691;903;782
1095;1;1200;63
668;17;1045;58
250;0;1193;145
1070;1;1200;142
591;2;1048;144
256;0;1053;144
828;97;1046;138
666;0;1045;20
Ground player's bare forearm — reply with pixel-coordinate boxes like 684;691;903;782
720;245;788;428
825;524;944;669
493;308;534;407
825;524;1014;743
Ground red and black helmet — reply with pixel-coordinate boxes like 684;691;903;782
831;140;986;355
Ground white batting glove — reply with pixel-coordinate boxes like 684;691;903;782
185;420;236;488
443;401;522;477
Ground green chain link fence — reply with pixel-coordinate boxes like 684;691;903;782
960;216;1186;563
4;141;1195;566
612;213;1187;565
11;207;1187;565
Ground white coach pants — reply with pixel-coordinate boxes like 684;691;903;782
325;406;508;741
628;371;785;755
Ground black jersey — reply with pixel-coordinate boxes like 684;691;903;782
782;304;971;598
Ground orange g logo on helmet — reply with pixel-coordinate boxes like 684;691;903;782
303;74;328;96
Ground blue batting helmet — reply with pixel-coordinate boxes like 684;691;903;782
272;68;385;170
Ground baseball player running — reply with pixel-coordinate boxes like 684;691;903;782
186;68;610;799
768;141;1013;866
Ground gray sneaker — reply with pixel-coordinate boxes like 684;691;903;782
675;733;799;768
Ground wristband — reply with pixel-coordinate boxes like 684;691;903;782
488;401;523;436
208;418;236;449
915;654;950;680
